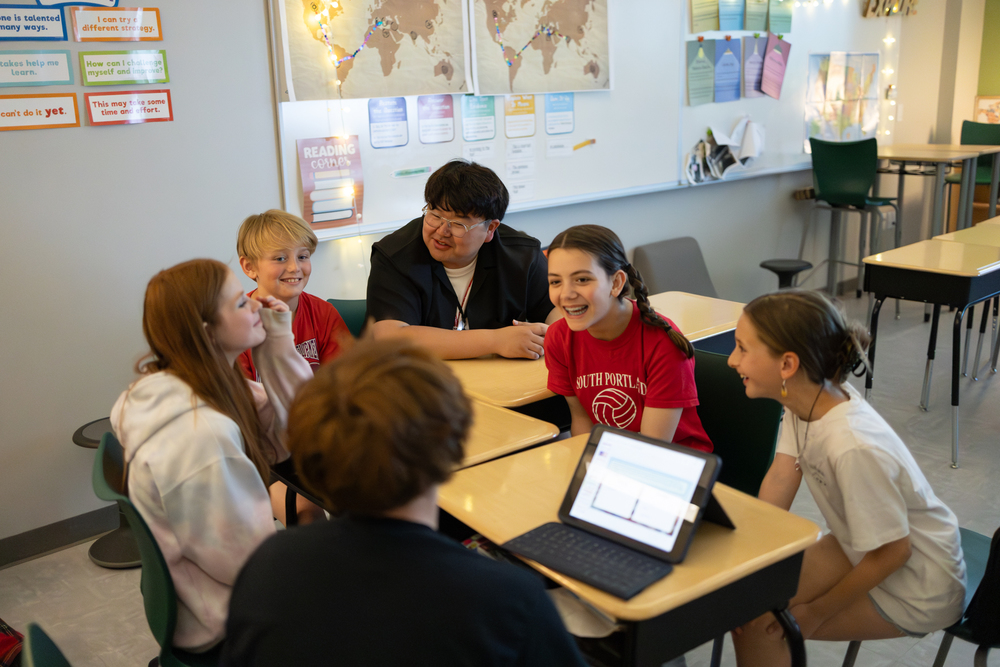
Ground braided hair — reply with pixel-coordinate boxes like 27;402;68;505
549;225;694;358
743;289;872;384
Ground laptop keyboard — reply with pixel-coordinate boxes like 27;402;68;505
503;522;673;600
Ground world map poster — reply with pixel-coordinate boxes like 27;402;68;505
281;0;468;101
471;0;610;95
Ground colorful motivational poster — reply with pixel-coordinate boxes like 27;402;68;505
367;97;408;149
745;0;768;31
0;50;73;87
0;6;66;41
714;39;741;103
71;7;162;42
687;40;715;106
544;93;574;135
504;94;535;139
296;135;364;229
461;95;495;142
690;0;719;33
718;0;745;30
761;33;791;99
0;92;78;131
768;0;792;34
417;94;454;144
80;50;167;85
85;89;172;125
742;36;767;98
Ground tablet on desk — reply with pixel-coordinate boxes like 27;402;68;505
503;425;732;599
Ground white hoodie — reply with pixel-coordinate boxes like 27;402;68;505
111;308;311;652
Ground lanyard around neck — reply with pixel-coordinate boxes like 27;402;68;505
454;277;473;330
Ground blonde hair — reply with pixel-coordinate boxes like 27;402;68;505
237;209;318;262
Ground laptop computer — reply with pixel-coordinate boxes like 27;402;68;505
502;425;733;599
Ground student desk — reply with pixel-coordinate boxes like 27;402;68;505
272;399;558;523
876;146;981;245
863;239;1000;467
447;292;745;408
438;435;821;667
891;144;1000;225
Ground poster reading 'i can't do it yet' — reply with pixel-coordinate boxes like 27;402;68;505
296;135;364;230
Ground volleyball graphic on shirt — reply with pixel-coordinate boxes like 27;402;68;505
591;388;638;429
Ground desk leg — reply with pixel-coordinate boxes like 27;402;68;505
991;154;1000;219
284;486;298;527
828;209;841;295
974;305;990;380
895;166;905;319
932;161;946;237
992;307;1000;373
773;608;807;667
962;305;974;377
952;307;968;468
957;161;971;231
920;304;941;411
866;298;884;402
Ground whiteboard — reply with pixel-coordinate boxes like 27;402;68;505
270;0;902;241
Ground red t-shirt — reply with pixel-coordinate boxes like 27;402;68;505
238;290;350;382
544;301;713;452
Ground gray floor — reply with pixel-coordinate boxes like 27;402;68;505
1;297;996;666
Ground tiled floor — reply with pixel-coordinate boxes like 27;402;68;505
1;297;997;666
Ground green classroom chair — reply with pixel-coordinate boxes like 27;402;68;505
842;526;997;667
22;624;72;667
693;349;783;497
327;298;367;337
805;137;898;297
693;349;784;666
92;433;221;667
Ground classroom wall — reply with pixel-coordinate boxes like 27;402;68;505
0;0;282;541
978;0;1000;96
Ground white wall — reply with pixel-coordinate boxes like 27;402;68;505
0;0;281;540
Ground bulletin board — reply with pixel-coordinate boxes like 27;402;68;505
267;0;902;241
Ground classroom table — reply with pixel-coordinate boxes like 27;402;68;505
272;399;558;524
447;292;745;407
863;239;1000;467
876;146;982;249
439;434;820;667
891;144;1000;225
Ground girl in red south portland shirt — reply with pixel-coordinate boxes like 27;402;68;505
544;225;713;452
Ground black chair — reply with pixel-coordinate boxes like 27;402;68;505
632;237;718;298
760;259;812;289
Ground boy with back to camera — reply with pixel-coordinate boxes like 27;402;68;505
366;159;559;360
236;209;350;524
221;338;587;666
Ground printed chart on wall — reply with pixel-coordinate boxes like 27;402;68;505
470;0;610;95
279;0;469;101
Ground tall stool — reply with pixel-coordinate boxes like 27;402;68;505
72;417;141;569
760;259;812;289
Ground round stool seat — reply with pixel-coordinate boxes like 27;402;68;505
760;259;813;289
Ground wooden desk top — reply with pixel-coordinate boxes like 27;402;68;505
439;435;820;621
878;146;980;162
863;239;1000;276
977;216;1000;227
891;143;1000;155
462;400;558;468
937;224;1000;247
448;292;745;407
648;291;745;340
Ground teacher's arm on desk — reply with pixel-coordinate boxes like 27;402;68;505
758;453;802;512
371;319;547;360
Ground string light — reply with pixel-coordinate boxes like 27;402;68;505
890;100;896;106
882;67;894;75
888;115;894;120
883;36;896;44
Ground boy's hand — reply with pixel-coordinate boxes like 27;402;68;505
494;320;547;359
255;294;289;313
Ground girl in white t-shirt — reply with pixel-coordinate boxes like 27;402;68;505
727;289;966;667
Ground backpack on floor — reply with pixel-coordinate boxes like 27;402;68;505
965;525;1000;646
0;617;22;667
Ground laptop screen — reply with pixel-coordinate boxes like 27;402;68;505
567;429;707;554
